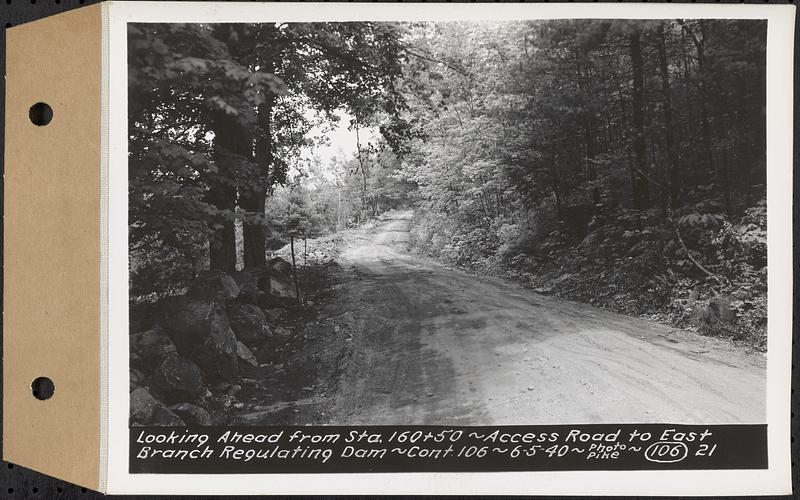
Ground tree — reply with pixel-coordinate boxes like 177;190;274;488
128;21;408;296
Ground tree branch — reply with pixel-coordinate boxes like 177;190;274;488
402;47;470;77
674;224;723;283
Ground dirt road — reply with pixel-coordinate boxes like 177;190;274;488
328;210;765;425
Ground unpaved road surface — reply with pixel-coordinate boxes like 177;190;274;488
328;210;765;425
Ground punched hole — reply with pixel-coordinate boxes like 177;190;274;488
28;102;53;126
31;377;54;400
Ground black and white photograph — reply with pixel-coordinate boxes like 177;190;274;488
127;17;770;430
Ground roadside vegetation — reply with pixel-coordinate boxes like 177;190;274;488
401;20;767;350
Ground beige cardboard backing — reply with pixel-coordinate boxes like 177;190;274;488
4;4;103;490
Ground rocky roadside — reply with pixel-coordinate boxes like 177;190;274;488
129;255;358;427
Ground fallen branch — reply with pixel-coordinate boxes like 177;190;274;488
674;224;723;284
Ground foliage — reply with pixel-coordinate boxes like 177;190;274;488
397;20;767;347
129;22;408;296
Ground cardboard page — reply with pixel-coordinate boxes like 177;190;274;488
3;2;794;495
3;4;103;490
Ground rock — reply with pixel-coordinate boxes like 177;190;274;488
188;270;240;302
150;353;205;403
162;296;239;383
266;274;298;300
273;326;293;339
263;308;287;324
688;289;700;306
130;368;146;392
230;270;259;304
211;381;231;393
130;387;160;424
236;341;260;368
324;261;342;271
169;403;212;426
130;301;161;333
130;387;184;426
701;295;736;327
254;260;296;302
227;304;272;345
269;256;293;276
301;322;328;338
150;405;185;426
130;326;178;373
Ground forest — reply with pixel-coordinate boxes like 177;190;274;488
129;18;767;355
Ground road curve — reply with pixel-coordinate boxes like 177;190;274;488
330;210;765;425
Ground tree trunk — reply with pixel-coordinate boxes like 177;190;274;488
208;109;248;272
658;22;681;209
630;28;650;209
241;97;274;269
696;22;715;177
242;52;277;269
679;20;715;178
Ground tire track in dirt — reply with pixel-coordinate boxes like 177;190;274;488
327;210;766;425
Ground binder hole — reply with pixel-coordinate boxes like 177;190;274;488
28;102;53;126
31;377;54;400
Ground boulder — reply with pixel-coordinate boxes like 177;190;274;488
169;403;213;426
269;256;293;276
230;270;259;304
130;326;177;373
263;308;287;324
227;304;272;345
324;261;342;271
150;406;185;426
130;301;161;333
130;368;146;392
188;270;240;302
150;353;205;403
257;292;292;310
130;387;161;424
265;274;298;300
236;341;260;368
701;295;736;328
273;326;293;339
162;296;239;383
130;387;184;426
